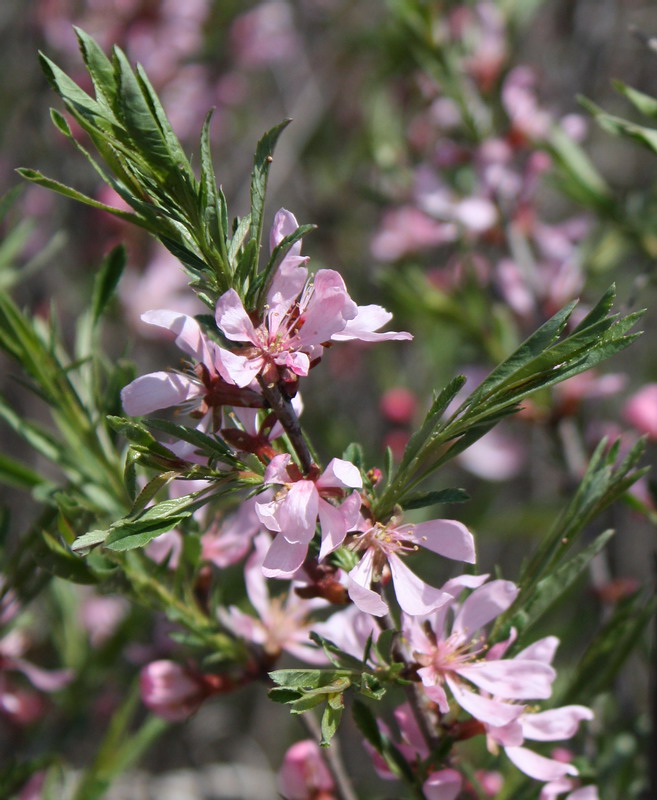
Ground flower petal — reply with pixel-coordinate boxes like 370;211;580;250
423;769;463;800
505;746;578;782
121;372;202;416
446;677;524;727
388;554;451;616
262;534;309;579
347;550;388;616
141;309;211;363
453;579;518;638
407;519;475;563
332;304;413;342
316;458;363;490
215;289;258;342
457;658;556;700
520;705;594;742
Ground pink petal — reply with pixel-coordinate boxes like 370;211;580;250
317;498;349;560
332;304;413;342
423;769;462;800
244;534;272;619
347;550;388;616
269;208;302;253
121;372;202;416
276;481;319;544
446;677;524;727
11;658;74;692
515;636;560;665
215;289;258;342
388;554;451;616
213;347;262;387
457;659;556;700
282;350;310;376
263;453;293;484
406;519;475;563
296;270;357;346
262;535;309;579
141;309;211;363
316;458;363;490
416;672;450;714
520;705;593;742
505;746;578;781
453;579;518;637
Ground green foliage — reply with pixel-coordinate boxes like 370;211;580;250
376;286;643;518
19;30;299;313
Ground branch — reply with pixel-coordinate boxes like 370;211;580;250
257;375;314;474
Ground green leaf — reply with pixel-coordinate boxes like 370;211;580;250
401;487;469;510
269;669;354;689
510;530;615;643
360;672;386;700
16;169;147;227
113;47;176;174
562;591;657;704
268;687;303;704
249;119;291;273
0;452;45;489
613;79;657;119
320;697;343;746
35;531;99;584
104;514;191;551
74;27;118;114
145;419;238;464
91;245;126;325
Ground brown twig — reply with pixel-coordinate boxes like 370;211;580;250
257;374;314;474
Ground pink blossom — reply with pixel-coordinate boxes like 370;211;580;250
139;660;209;721
347;518;476;617
623;383;657;439
278;739;336;800
380;387;417;424
370;206;454;261
405;576;556;726
423;769;463;800
255;454;362;578
120;309;262;418
219;534;327;664
201;494;266;568
540;778;599;800
78;592;129;647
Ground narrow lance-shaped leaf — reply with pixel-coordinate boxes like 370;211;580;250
249;119;291;278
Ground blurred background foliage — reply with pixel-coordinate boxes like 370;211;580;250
0;0;656;798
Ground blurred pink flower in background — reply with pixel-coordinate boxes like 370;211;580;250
380;387;418;424
79;592;129;647
623;383;657;439
231;1;301;69
140;659;212;721
219;533;328;665
278;739;336;800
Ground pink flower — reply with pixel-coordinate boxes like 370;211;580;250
485;636;594;788
423;769;463;800
278;739;336;800
405;576;556;726
346;517;476;617
624;383;657;439
120;309;263;418
255;454;362;578
139;660;210;721
201;494;266;568
380;387;417;424
219;534;327;664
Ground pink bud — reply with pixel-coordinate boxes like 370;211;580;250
139;660;207;721
380;387;417;424
624;384;657;439
278;739;336;800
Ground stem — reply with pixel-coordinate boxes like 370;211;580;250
300;712;359;800
257;375;314;474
